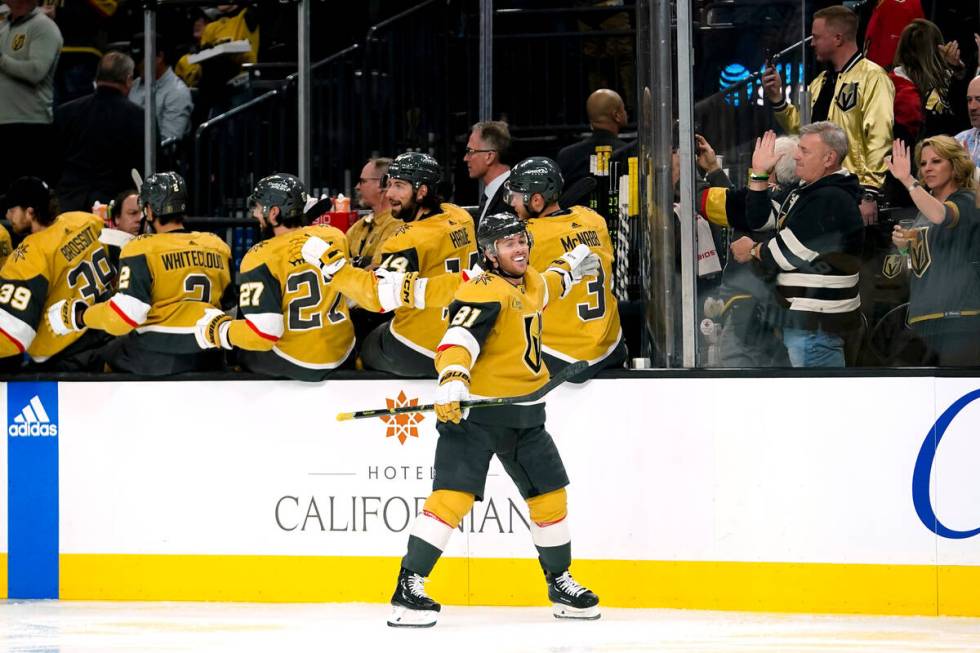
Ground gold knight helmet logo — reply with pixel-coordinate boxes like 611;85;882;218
12;34;26;51
380;390;424;445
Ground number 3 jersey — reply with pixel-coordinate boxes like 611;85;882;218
0;212;111;362
84;230;231;353
228;225;354;371
526;205;622;364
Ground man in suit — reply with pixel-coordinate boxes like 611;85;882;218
53;51;143;212
464;120;511;228
556;89;628;190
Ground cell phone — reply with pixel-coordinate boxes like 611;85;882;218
763;48;774;69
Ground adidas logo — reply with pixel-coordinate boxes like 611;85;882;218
571;222;582;229
8;395;58;437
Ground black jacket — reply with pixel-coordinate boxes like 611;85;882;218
556;128;626;189
746;170;865;332
54;86;144;212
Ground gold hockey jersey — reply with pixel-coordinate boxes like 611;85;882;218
0;212;111;361
526;205;622;364
346;209;403;267
229;225;354;371
85;230;231;353
0;224;12;270
332;203;476;356
437;267;563;395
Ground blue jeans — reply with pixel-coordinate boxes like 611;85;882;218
782;327;845;368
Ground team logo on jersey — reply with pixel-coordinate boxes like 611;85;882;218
835;82;859;112
379;390;424;445
909;228;931;278
881;254;904;280
10;243;28;263
12;34;26;51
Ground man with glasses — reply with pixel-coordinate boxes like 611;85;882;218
347;157;401;267
464;121;512;227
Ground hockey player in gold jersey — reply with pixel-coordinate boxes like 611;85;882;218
194;174;355;381
506;157;625;381
47;172;231;374
0;177;114;371
302;152;476;378
387;213;601;628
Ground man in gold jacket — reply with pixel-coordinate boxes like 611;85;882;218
763;4;894;225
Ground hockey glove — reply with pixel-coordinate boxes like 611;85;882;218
194;308;233;350
300;235;347;282
375;268;427;312
546;243;601;298
434;366;471;424
46;299;87;336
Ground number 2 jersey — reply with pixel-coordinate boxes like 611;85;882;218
526;205;622;364
84;230;231;353
436;267;565;426
228;225;354;372
0;212;111;362
331;203;477;356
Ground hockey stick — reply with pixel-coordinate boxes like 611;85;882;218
131;168;143;192
558;176;597;209
336;360;587;421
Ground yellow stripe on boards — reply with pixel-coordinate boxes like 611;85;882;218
58;555;976;617
0;553;6;598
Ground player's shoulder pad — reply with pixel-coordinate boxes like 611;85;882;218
119;233;156;256
455;272;505;303
306;223;348;246
568;204;607;227
240;238;272;272
440;202;475;225
192;230;232;256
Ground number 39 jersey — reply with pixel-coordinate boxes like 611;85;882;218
84;230;231;353
229;225;354;370
526;205;622;364
0;212;112;362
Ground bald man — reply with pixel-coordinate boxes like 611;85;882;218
556;88;628;189
955;75;980;167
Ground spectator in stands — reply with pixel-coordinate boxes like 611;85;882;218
955;75;980;167
731;123;864;368
176;3;259;115
465;120;512;226
698;133;798;368
129;33;193;143
863;0;924;69
763;5;894;226
348;157;400;268
889;19;966;145
54;51;143;212
0;0;62;190
556;88;628;189
887;136;980;366
47;0;120;106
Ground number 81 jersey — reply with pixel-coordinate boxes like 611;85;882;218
0;212;112;362
526;206;622;364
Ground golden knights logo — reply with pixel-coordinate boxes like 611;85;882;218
881;253;904;280
909;228;931;278
379;390;424;445
835;82;859;112
12;34;26;52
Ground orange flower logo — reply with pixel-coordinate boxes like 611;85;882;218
380;390;424;445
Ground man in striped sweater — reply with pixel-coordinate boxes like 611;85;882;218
731;123;864;367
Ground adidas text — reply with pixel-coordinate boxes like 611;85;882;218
8;422;58;437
